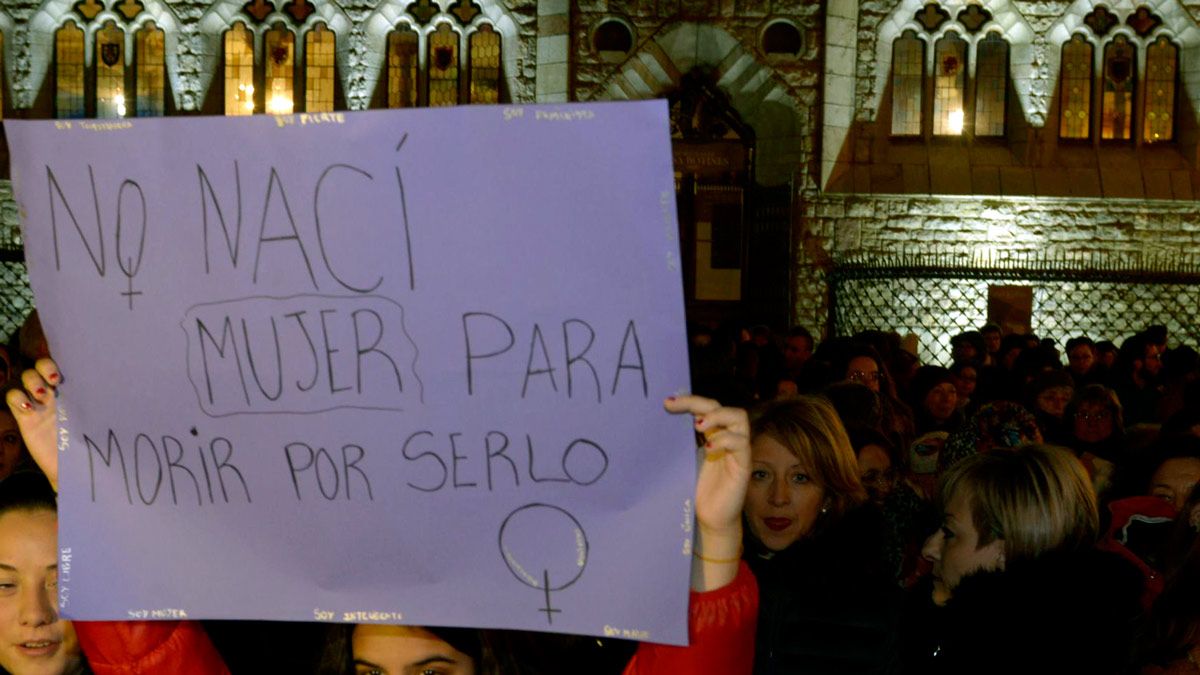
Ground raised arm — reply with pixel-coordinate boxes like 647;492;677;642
664;395;751;592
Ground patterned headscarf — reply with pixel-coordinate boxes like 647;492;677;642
939;401;1043;472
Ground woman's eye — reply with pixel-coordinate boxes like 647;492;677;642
751;469;769;480
940;526;955;540
789;473;808;485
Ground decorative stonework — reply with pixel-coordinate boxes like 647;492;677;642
1027;34;1050;126
344;24;370;110
10;28;34;109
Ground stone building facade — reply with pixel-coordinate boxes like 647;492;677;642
0;0;1197;359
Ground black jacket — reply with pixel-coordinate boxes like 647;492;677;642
747;506;904;675
903;547;1143;675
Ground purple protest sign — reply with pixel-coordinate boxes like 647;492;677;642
4;102;695;644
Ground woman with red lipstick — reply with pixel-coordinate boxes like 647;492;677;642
905;444;1143;674
744;396;904;675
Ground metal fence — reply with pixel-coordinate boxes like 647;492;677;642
0;182;31;344
830;250;1200;366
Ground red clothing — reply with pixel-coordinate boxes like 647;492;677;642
72;562;757;674
73;621;229;675
623;561;758;675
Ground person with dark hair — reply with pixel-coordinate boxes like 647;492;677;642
1066;336;1105;387
1116;333;1166;427
1025;370;1075;446
979;324;1002;366
949;332;985;366
1097;340;1120;371
822;381;883;438
910;366;963;436
835;343;915;453
1065;384;1129;499
783;326;814;380
948;360;980;418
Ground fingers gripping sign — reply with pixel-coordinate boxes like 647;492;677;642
7;358;64;490
664;395;751;592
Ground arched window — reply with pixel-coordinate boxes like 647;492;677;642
135;21;166;116
305;23;335;112
56;23;86;119
891;30;924;136
593;19;633;55
387;25;419;108
469;24;501;104
95;21;126;118
224;22;255;115
1101;35;1135;140
1143;36;1176;144
761;21;802;56
932;32;966;135
427;23;459;107
974;32;1007;137
1059;35;1092;140
264;23;295;114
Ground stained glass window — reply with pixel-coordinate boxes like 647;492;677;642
933;32;966;135
1059;35;1092;140
387;26;419;108
1101;36;1135;140
1143;36;1176;144
224;22;255;115
96;22;127;118
469;24;501;104
974;33;1007;137
891;31;924;136
265;24;295;115
135;21;166;117
305;23;335;112
428;23;460;107
56;23;86;119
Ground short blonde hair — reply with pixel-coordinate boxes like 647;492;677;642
751;396;867;523
940;443;1098;562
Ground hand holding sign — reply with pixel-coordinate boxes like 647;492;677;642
7;358;63;490
5;103;696;642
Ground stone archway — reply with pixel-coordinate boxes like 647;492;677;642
586;22;804;188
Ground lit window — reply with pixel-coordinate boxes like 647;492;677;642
469;24;501;104
974;33;1007;137
264;24;295;115
135;21;166;117
387;26;419;108
891;30;924;136
427;23;460;107
96;21;127;118
225;22;255;116
1143;36;1176;144
56;23;86;119
305;23;335;112
932;32;966;136
1101;36;1135;140
1059;35;1092;140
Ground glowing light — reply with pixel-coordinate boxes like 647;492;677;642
237;83;255;114
948;109;964;135
113;92;126;117
266;79;293;115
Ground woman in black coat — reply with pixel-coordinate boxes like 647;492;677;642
743;397;904;675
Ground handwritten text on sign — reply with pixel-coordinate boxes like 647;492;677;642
5;103;694;644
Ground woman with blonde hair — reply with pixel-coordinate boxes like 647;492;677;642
745;396;903;674
909;444;1143;674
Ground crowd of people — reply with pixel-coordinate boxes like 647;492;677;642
0;309;1196;674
